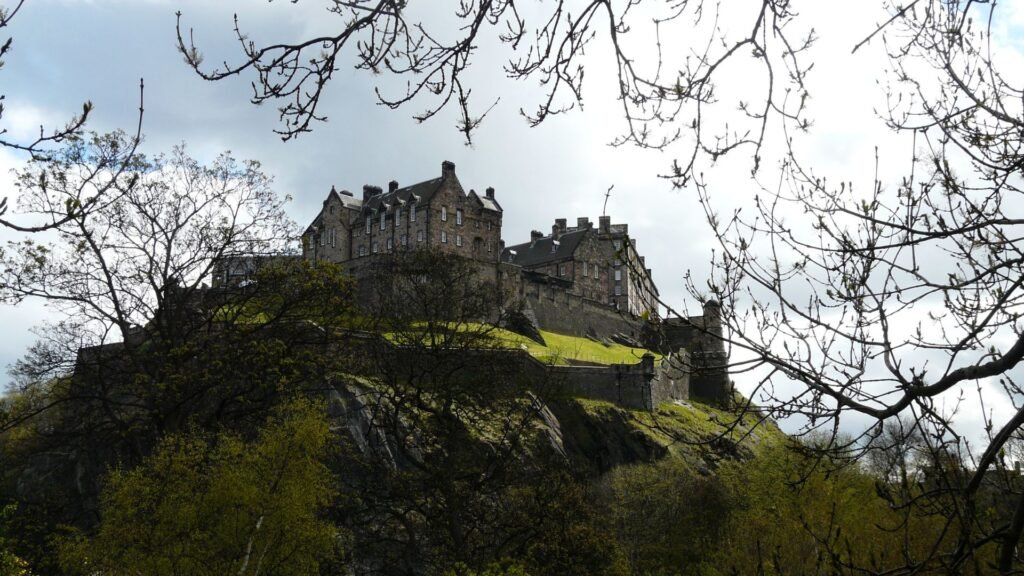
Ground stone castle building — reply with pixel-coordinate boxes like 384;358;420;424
303;160;502;267
501;217;659;319
302;160;659;319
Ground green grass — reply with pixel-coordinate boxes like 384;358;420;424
385;323;659;366
573;396;784;462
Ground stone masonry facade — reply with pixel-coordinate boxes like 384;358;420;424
296;160;731;408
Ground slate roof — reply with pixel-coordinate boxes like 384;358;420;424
502;228;590;267
362;178;444;213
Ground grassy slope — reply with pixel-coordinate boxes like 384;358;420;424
550;396;784;473
478;326;659;365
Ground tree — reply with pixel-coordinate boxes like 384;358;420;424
175;0;811;181
681;2;1024;570
0;1;143;229
0;137;360;571
0;132;295;403
330;251;578;574
57;398;341;576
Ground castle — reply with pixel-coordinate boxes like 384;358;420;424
299;160;660;320
291;160;731;408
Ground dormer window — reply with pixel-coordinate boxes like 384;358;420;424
410;205;417;222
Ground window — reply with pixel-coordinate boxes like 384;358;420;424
613;240;622;250
487;221;492;231
395;207;401;226
487;241;492;253
380;211;386;230
320;231;325;246
456;234;462;247
583;262;589;277
401;234;407;246
441;230;448;243
358;245;366;257
330;227;336;247
330;205;335;215
615;284;622;296
387;238;393;250
417;230;424;242
615;269;622;281
372;242;378;254
559;264;567;277
410;206;417;222
365;217;371;235
594;265;599;279
441;206;448;221
456;208;463;225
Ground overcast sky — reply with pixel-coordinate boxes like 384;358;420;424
3;0;1023;440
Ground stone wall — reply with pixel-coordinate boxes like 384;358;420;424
547;353;657;410
651;351;691;406
498;262;642;340
662;302;732;407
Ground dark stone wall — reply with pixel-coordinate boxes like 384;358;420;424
521;282;642;339
547;354;656;410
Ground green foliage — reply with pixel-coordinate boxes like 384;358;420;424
0;504;31;576
602;459;730;575
58;398;339;576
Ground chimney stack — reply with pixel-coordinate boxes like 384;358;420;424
362;185;383;201
577;217;590;229
485;187;495;199
599;215;611;233
555;218;567;233
389;180;399;193
531;230;543;242
441;160;456;179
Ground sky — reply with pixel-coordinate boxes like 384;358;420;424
2;0;1023;441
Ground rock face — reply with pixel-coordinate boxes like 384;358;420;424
322;377;766;476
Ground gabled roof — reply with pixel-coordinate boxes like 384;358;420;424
470;189;502;213
329;187;364;210
502;228;590;267
362;178;445;214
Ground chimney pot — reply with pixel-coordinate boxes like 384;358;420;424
341;189;353;197
389;180;399;193
531;230;543;242
486;187;495;199
442;160;456;178
362;185;375;201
